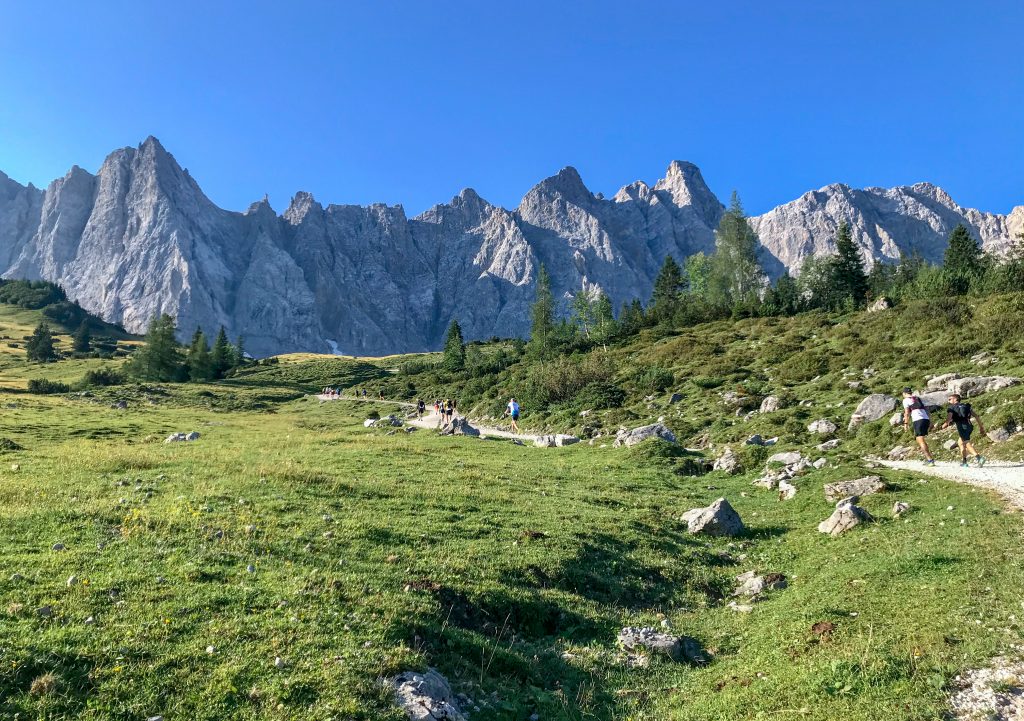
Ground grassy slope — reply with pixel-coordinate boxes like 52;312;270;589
0;302;1022;720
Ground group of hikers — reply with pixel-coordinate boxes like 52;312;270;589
902;387;987;467
321;387;384;400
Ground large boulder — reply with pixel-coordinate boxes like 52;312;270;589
988;428;1012;443
818;498;873;537
534;434;580;448
887;445;913;460
867;297;892;312
926;372;963;392
849;394;897;429
823;475;887;503
617;627;709;664
389;669;466;721
680;498;744;537
948;376;1021;398
713;448;741;475
817;439;841;452
767;451;803;466
441;417;479;437
759;396;781;413
808;419;838;435
614;423;676;448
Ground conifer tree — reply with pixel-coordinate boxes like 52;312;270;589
442;319;466;371
211;326;233;378
828;221;869;309
649;256;685;323
528;264;555;356
25;321;57;362
943;224;985;294
707;192;765;309
72;319;91;353
128;314;183;381
186;328;214;381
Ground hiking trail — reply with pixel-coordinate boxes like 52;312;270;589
316;394;538;442
878;459;1024;511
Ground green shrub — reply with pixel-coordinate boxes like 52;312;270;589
27;379;71;394
691;376;725;389
633;365;675;394
79;367;126;388
575;381;625;411
777;352;829;384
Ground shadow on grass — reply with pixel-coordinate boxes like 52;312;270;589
0;649;95;718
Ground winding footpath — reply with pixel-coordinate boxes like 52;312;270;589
316;394;538;441
878;459;1024;511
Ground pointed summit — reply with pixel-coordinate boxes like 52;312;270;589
525;166;592;206
653;160;723;225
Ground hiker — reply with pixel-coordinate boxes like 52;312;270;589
902;387;935;466
445;399;454;423
379;391;384;401
417;398;425;419
941;393;987;467
503;397;520;434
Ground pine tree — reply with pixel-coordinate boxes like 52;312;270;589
25;321;57;362
707;192;765;309
528;264;555;356
233;335;246;367
128;314;183;381
828;221;869;309
72;319;91;353
186;328;214;382
943;224;986;294
618;298;645;335
211;326;233;378
442;319;466;371
649;256;685;323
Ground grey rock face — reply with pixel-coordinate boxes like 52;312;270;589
1;138;1019;355
617;627;709;664
681;498;744;537
823;475;887;503
753;182;1024;276
614;422;677;447
818;498;873;537
389;668;466;721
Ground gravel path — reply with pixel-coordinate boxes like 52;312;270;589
878;459;1024;511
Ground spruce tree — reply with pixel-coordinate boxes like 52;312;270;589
233;335;246;367
943;224;985;294
442;319;466;371
649;256;685;323
128;314;183;381
186;328;214;382
527;264;555;356
25;321;57;362
72;319;91;353
211;326;233;378
828;221;869;309
707;192;765;309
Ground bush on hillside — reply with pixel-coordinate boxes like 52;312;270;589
575;381;626;411
776;351;829;384
633;366;675;394
27;378;70;394
78;368;126;388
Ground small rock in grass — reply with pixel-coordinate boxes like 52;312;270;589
617;627;709;664
37;605;53;618
680;498;744;537
727;601;754;613
274;656;285;669
818;498;872;537
206;645;215;654
246;564;256;573
66;575;78;587
892;501;910;517
51;543;65;551
84;616;95;625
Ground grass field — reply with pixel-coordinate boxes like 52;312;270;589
1;301;1023;720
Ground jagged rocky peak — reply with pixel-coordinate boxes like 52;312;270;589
284;190;321;223
524;166;593;204
654;160;723;216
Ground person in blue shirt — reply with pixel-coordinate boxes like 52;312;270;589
504;397;520;434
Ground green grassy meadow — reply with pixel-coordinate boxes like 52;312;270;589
1;300;1023;720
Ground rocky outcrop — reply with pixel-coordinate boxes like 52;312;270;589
680;498;744;537
388;669;466;721
614;423;676;447
617;627;709;665
849;394;897;430
3;139;1020;354
823;475;887;503
818;498;873;537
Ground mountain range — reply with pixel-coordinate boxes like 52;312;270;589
0;137;1020;356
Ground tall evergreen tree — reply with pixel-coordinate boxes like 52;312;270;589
828;221;869;309
528;264;555;355
233;335;246;367
707;192;765;308
442;319;466;371
72;319;91;353
186;328;214;381
25;321;57;362
128;314;183;381
592;293;616;347
211;326;233;378
943;224;986;294
649;256;686;323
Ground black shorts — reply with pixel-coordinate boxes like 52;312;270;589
955;423;973;441
912;419;930;437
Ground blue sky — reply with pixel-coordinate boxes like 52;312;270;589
1;1;1021;216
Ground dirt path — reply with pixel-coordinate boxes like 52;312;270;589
878;459;1024;511
316;394;538;442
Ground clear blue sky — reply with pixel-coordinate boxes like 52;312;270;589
1;1;1021;216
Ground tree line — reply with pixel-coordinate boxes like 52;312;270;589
510;192;1024;358
126;314;246;382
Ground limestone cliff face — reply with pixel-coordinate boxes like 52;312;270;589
0;138;1018;354
751;182;1023;275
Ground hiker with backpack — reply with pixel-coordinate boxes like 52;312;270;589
941;393;987;467
902;387;936;466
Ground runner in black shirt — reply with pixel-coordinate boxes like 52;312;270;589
941;393;987;467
